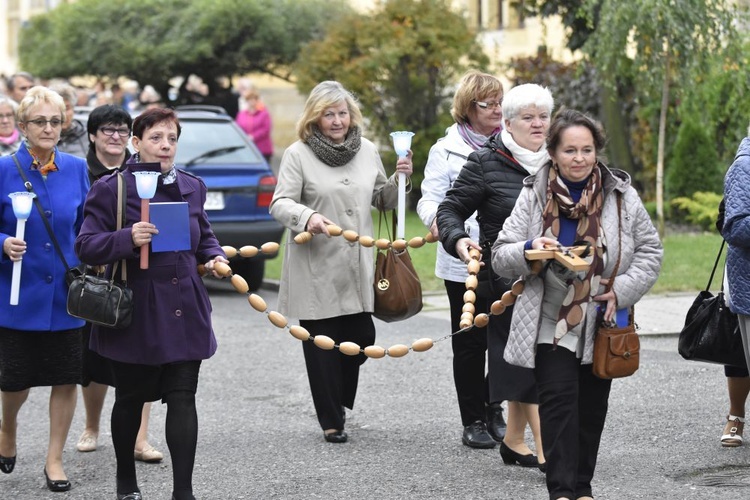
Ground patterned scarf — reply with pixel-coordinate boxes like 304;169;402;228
306;125;362;167
28;143;58;175
457;122;498;151
542;164;605;345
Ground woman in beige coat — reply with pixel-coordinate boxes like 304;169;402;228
270;81;413;443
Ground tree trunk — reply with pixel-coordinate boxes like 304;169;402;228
656;46;670;238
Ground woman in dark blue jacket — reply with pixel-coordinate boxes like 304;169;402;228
0;86;89;492
76;108;228;500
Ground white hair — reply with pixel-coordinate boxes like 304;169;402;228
502;84;554;121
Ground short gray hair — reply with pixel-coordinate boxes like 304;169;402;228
502;84;554;121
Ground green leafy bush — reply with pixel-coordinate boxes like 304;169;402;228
670;191;723;232
666;119;723;200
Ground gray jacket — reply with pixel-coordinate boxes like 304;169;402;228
491;163;662;368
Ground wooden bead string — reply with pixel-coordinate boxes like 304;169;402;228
206;225;519;359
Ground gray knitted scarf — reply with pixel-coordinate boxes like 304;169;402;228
306;125;362;167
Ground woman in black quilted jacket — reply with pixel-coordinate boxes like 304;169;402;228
437;83;554;470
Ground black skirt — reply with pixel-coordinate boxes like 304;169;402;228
0;326;83;392
81;324;115;387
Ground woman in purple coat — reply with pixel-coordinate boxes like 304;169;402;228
75;108;228;500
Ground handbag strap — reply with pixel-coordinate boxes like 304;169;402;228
604;193;623;294
12;153;71;270
706;239;726;293
116;171;127;282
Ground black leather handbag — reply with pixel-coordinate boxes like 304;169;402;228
678;240;746;368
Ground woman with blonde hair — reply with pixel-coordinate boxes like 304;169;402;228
418;70;507;449
437;82;555;468
270;81;413;443
0;86;89;492
0;97;22;156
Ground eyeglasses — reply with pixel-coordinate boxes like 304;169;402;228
0;113;14;121
473;100;502;110
25;118;63;128
100;126;131;138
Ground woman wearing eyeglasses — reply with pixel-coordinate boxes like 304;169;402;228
0;86;90;492
0;96;23;156
437;83;554;470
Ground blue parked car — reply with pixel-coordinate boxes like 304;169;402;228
75;105;283;290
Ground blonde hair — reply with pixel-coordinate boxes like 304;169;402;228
17;86;65;123
296;81;363;141
451;70;504;125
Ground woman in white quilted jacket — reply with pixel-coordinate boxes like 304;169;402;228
492;109;662;500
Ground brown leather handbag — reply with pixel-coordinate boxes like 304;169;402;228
592;194;640;379
372;210;423;322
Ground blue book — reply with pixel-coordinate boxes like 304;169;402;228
149;202;191;252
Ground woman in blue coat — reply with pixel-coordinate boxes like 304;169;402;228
0;86;89;492
76;108;228;500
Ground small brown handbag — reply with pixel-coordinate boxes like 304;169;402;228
592;194;640;379
372;210;423;322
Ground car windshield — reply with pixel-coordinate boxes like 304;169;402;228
175;120;263;165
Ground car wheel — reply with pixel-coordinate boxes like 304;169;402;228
232;259;265;291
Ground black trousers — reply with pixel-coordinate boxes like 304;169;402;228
299;313;375;431
445;280;489;427
535;344;612;500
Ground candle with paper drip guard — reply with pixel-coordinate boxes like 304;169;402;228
132;171;161;269
8;192;35;305
389;131;414;240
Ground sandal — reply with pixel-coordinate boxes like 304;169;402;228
721;414;745;447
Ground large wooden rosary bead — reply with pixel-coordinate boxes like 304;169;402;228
500;290;516;306
411;338;434;352
490;300;506;316
231;274;249;294
222;246;238;258
511;279;525;296
248;294;267;312
468;247;481;260
359;236;375;247
462;303;475;314
364;345;386;358
391;239;407;251
293;232;313;244
239;245;259;258
261;242;280;254
327;224;343;236
375;238;391;250
313;335;335;350
467;259;481;276
213;262;232;277
408;237;426;248
339;342;362;356
387;344;409;358
289;325;310;341
465;275;478;291
268;311;288;328
343;230;359;242
474;313;490;328
425;232;438;243
463;290;476;304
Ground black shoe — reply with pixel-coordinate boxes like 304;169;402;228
44;468;72;492
116;492;142;500
0;420;16;474
538;461;547;473
462;421;497;449
486;402;507;442
499;442;539;467
0;454;15;474
324;430;348;443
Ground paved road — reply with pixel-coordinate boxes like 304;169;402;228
1;283;747;500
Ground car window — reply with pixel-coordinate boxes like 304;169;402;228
175;120;264;165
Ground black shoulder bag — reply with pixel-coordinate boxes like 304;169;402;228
12;154;133;329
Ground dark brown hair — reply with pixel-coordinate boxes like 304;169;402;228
132;107;181;139
546;108;606;155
